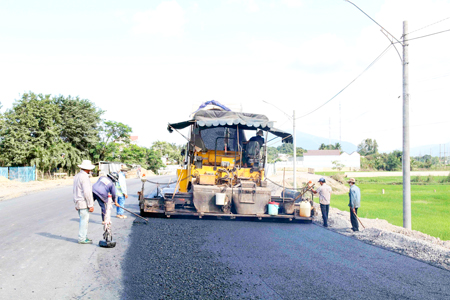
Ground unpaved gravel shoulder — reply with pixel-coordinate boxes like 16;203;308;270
267;173;450;271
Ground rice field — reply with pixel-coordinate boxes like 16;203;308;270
332;182;450;240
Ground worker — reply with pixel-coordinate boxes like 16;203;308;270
73;160;95;244
92;172;118;223
115;165;129;219
311;178;332;227
244;129;265;148
348;178;361;231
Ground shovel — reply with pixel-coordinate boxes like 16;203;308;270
116;203;149;224
354;211;366;229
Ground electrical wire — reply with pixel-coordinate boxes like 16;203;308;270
413;72;450;84
296;44;393;119
349;120;450;136
406;28;450;41
409;17;450;35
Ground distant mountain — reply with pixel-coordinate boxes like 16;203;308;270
294;131;358;154
410;143;450;157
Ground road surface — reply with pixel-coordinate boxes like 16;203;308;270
1;176;449;299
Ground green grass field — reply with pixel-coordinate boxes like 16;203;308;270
355;176;450;185
332;183;450;240
314;171;344;176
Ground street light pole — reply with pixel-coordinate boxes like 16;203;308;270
293;110;296;189
345;1;412;230
402;20;411;230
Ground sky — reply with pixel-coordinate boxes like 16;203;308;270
0;0;449;153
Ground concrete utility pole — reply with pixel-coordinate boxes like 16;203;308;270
293;110;296;189
402;20;411;230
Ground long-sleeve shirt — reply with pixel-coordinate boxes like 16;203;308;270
115;172;128;197
73;170;94;209
348;185;361;209
92;176;117;203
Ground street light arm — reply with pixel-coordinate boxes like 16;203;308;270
262;100;292;120
345;0;404;45
380;29;403;63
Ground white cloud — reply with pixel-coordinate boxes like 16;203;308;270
227;0;259;12
281;0;302;8
247;0;259;12
132;1;185;37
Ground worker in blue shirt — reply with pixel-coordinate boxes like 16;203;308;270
348;178;361;231
92;172;118;223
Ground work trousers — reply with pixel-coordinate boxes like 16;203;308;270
103;195;112;231
350;207;359;231
320;204;329;227
116;196;125;215
93;193;106;221
78;208;90;242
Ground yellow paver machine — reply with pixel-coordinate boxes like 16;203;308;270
139;103;314;222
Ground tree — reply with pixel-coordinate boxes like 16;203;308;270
267;147;279;163
277;143;294;155
332;160;344;171
54;95;103;158
357;138;378;156
120;144;149;167
0;92;61;166
0;92;105;174
145;148;165;173
296;147;306;156
385;150;402;171
151;141;184;165
319;143;341;150
90;121;132;162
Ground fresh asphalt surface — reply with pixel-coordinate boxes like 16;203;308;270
1;176;449;299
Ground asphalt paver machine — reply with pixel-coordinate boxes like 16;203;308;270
139;106;314;222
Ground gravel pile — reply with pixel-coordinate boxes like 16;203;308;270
122;218;242;299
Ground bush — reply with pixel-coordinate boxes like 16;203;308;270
331;173;346;184
411;176;422;183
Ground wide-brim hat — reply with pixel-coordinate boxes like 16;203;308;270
78;160;95;170
347;178;356;184
121;165;129;171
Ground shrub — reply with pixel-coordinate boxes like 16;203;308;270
332;173;346;184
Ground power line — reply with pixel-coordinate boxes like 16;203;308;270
409;16;450;35
296;44;392;119
406;28;450;41
349;120;450;135
413;72;450;84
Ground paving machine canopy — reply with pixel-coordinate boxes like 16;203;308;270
168;110;293;144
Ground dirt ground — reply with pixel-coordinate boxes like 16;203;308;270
268;172;450;271
2;172;450;271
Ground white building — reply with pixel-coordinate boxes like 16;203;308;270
303;150;360;169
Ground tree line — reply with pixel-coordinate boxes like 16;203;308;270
0;92;183;175
357;138;447;171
